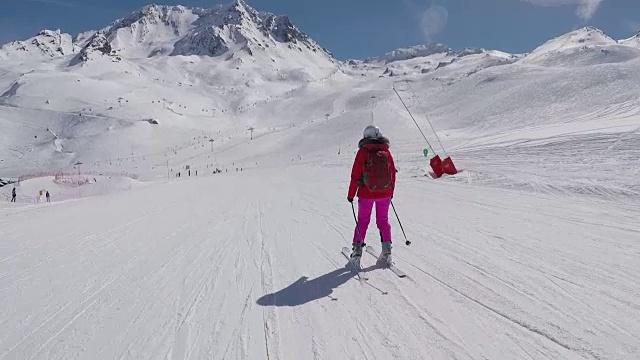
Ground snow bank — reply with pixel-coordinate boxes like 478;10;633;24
0;174;146;206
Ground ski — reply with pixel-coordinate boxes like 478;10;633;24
341;247;368;281
365;246;407;278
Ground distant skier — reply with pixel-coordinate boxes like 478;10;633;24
11;187;16;203
46;190;50;203
347;125;397;267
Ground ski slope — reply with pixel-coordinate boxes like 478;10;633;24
1;165;638;359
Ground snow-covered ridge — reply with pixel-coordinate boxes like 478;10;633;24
359;26;640;67
2;8;639;68
1;0;332;64
363;43;452;64
88;1;331;60
619;31;640;48
519;26;640;67
361;44;512;65
0;29;76;60
528;27;616;54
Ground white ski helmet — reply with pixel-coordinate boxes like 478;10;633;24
363;125;381;139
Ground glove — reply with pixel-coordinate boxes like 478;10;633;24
347;197;354;203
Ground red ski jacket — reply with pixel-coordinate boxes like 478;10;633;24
348;140;397;200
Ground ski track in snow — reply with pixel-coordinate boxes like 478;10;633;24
1;102;640;359
2;166;636;359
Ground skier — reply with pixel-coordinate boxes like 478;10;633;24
46;190;50;203
347;125;397;267
11;187;16;203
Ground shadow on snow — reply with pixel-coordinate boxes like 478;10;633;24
256;264;380;307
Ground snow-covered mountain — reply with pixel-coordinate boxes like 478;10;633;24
0;1;340;145
363;43;452;64
360;43;517;66
1;0;334;73
77;1;330;61
0;4;639;189
352;46;519;82
519;26;640;67
0;29;76;60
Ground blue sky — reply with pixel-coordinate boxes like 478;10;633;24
0;0;638;59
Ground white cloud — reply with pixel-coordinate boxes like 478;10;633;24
402;0;448;40
520;0;605;20
420;4;448;39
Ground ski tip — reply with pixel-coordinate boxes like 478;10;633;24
391;267;407;278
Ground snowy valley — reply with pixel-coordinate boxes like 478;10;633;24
0;1;639;359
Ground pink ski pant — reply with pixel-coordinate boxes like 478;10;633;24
353;197;392;244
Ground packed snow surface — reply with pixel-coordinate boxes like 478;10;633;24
1;2;639;359
1;167;639;359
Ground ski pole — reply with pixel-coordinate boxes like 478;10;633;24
391;200;411;246
351;201;364;245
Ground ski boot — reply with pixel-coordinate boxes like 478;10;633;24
379;242;393;266
350;242;365;268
